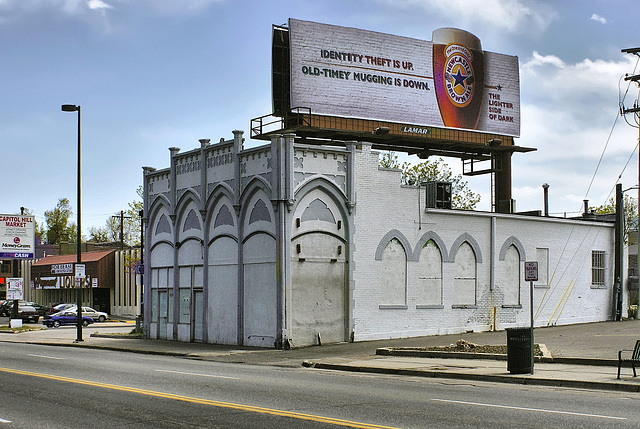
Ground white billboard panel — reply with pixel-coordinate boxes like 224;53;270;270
288;19;520;137
0;214;36;259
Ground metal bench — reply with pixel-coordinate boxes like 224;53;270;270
617;339;640;379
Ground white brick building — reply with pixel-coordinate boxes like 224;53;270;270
143;131;618;348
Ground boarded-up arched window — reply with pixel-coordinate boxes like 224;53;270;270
381;238;407;306
504;245;521;305
417;240;442;306
454;242;476;306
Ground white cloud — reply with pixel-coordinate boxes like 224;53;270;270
591;13;607;24
514;53;639;212
522;51;565;69
380;0;557;34
88;0;113;10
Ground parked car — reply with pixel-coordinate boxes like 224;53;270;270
42;311;94;328
67;306;108;322
16;304;40;323
1;301;43;321
25;302;49;316
51;303;75;314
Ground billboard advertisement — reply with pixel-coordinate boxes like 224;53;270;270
288;19;520;137
0;214;35;259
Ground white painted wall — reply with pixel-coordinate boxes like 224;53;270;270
352;144;615;341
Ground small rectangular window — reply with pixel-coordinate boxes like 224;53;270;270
592;250;605;286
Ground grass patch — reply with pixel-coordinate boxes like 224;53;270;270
91;327;144;338
0;325;46;333
423;344;543;357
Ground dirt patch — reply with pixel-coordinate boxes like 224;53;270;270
420;339;542;356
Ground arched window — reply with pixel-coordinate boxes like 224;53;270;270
454;242;476;306
381;238;407;306
417;240;443;307
503;245;521;305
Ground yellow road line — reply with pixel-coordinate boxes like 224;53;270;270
0;367;400;429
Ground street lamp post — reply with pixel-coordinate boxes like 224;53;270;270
61;104;83;342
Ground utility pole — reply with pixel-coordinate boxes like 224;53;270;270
112;210;132;250
621;46;640;319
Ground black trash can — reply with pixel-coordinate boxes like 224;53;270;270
506;327;532;374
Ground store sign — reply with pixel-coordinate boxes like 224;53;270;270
0;214;35;259
35;275;93;289
52;264;74;274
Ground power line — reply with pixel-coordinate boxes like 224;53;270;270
585;56;640;209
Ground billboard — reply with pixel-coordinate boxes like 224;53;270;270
287;19;520;137
0;214;35;259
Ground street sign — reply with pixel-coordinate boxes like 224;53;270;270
524;261;538;282
75;263;86;279
135;263;144;275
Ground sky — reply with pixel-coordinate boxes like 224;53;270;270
3;0;640;235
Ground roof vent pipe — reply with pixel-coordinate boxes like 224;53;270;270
542;183;549;216
584;200;589;215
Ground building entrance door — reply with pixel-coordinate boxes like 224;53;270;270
92;288;110;314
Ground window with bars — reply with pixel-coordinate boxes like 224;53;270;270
592;250;605;286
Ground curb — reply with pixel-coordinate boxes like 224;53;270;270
302;361;640;393
0;338;192;358
376;348;620;367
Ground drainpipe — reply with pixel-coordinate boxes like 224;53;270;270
199;139;210;342
169;147;180;341
490;216;496;291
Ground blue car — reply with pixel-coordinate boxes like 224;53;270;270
42;311;94;328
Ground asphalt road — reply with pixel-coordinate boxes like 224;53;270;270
1;342;639;428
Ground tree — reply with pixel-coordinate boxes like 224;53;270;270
379;151;481;210
88;225;112;243
44;198;73;244
91;186;143;246
125;185;144;246
592;194;637;243
19;207;46;242
379;151;401;169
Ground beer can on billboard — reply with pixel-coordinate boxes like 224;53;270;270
432;28;484;130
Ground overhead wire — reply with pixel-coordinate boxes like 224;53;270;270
584;60;639;206
535;58;640;322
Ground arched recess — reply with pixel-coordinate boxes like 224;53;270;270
503;245;521;305
453;242;477;306
206;191;239;345
380;238;408;306
417;239;444;307
290;181;349;347
240;183;277;348
147;198;174;341
176;197;204;342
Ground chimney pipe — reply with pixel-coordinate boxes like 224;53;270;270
542;183;549;216
583;199;589;215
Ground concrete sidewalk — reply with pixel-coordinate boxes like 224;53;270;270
1;318;639;392
303;355;640;393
